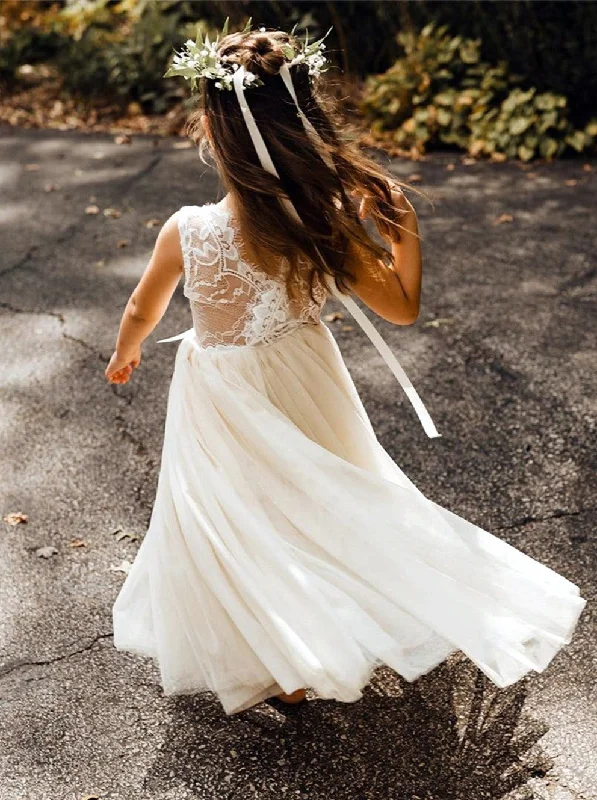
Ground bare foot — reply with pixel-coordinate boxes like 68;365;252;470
276;688;307;704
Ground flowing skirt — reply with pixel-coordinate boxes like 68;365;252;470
112;322;586;715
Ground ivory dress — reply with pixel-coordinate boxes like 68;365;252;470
112;197;586;715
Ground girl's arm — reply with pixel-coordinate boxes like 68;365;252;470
105;212;184;384
344;187;422;325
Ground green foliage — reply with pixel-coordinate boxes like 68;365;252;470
362;23;594;161
54;1;190;112
0;0;61;84
397;0;597;130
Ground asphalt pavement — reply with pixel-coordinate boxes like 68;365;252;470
0;125;595;800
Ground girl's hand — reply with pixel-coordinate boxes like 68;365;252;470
105;347;141;384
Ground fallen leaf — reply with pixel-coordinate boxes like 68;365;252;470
85;205;100;215
445;163;455;171
36;545;58;559
103;207;121;219
489;152;507;163
95;259;105;268
3;511;28;526
114;134;132;145
564;179;577;187
44;183;58;192
92;152;105;160
493;213;514;225
461;157;477;165
407;173;422;182
109;560;133;575
582;164;593;173
323;312;344;322
118;530;139;542
116;239;130;248
144;218;162;229
128;102;142;116
525;172;537;179
110;527;139;543
423;317;455;329
341;325;354;332
172;140;193;150
70;538;86;548
24;163;41;171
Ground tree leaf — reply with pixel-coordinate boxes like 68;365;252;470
103;208;121;219
493;213;514;225
115;530;139;543
3;512;28;526
109;560;133;575
110;527;139;542
423;317;455;328
36;546;58;559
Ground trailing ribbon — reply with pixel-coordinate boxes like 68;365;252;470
323;276;441;438
158;62;441;438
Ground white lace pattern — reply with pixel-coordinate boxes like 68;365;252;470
178;201;328;350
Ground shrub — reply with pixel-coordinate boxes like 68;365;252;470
0;0;197;112
53;0;191;112
0;1;62;83
362;23;594;160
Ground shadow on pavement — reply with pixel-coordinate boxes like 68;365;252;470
145;659;551;800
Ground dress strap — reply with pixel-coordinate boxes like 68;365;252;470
155;205;203;343
324;275;441;439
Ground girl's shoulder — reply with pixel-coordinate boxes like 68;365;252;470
177;198;228;226
176;199;237;249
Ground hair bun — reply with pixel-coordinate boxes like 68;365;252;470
241;34;286;79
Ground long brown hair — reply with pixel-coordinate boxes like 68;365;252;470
184;27;425;300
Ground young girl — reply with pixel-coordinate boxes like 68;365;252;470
106;25;586;716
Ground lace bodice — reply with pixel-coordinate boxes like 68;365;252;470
177;200;328;349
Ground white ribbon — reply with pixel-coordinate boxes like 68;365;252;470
158;62;441;439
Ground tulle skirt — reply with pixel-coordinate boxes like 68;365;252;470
112;322;586;715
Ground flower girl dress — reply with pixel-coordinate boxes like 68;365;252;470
112;196;586;716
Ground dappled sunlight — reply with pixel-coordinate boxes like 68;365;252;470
0;122;594;798
0;198;29;226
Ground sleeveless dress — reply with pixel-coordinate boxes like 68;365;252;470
112;198;586;716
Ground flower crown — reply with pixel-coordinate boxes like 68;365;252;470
164;18;331;92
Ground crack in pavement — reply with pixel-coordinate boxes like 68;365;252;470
0;219;79;279
0;301;64;322
0;244;37;279
559;265;597;294
0;152;163;281
119;152;162;199
0;632;113;680
498;507;594;531
0;301;110;359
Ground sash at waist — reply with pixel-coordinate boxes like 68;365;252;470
157;288;441;439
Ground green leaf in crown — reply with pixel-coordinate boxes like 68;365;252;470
164;18;332;93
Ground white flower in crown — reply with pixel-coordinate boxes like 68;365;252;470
164;17;331;93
